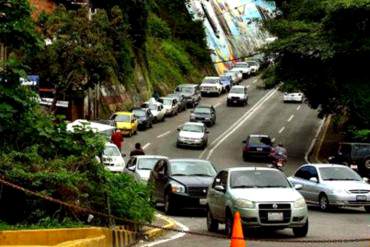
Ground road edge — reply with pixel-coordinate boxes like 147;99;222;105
305;115;331;163
143;213;176;241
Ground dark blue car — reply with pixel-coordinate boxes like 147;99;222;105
242;134;273;161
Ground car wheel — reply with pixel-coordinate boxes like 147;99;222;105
162;116;165;122
293;219;309;237
225;212;233;238
227;102;230;107
319;194;330;211
176;142;181;148
149;122;153;128
363;159;370;173
364;206;370;213
164;194;175;215
207;208;219;232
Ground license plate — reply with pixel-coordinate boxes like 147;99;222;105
199;199;207;205
256;148;263;152
350;164;358;170
233;100;238;103
356;195;367;201
267;212;283;221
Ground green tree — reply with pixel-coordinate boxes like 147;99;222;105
264;0;370;131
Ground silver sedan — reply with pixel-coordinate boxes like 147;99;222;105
289;164;370;212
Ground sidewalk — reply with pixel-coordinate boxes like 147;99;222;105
141;213;176;241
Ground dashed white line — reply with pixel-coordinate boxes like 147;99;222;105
287;114;294;122
142;143;151;150
271;137;276;143
278;126;286;134
297;105;301;110
214;102;222;108
157;131;171;138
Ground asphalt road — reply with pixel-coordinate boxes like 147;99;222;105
124;76;370;247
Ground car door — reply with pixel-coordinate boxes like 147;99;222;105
156;160;169;202
209;171;228;221
304;166;322;202
150;160;165;202
292;166;313;202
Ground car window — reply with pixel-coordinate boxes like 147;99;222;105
137;158;161;170
213;171;228;187
133;109;146;117
194;107;211;114
169;160;216;177
182;124;204;133
230;87;245;94
295;166;311;180
126;157;136;168
319;166;362;181
230;170;291;188
249;136;272;146
307;166;318;179
114;115;130;122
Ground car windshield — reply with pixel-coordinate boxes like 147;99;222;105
137;158;161;170
170;160;216;177
249;136;272;146
103;146;121;156
230;87;245;94
220;76;231;81
246;61;258;66
319;167;362;181
194;107;211;114
182;124;204;133
178;86;194;93
230;170;291;188
133;110;145;117
234;63;249;68
114;115;130;122
202;78;218;84
148;104;158;111
162;99;172;105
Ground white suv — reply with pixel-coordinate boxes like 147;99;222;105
200;77;223;96
227;85;248;106
231;62;252;79
206;167;308;238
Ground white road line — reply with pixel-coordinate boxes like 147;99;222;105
287;114;294;122
201;88;279;160
271;137;276;143
297;105;301;110
304;118;326;163
142;143;151;150
252;79;257;84
278;126;285;134
214;102;222;108
142;218;189;247
157;131;171;138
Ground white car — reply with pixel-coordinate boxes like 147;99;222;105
124;155;168;182
245;60;260;74
232;62;252;79
227;85;248;106
283;92;303;103
143;98;166;122
207;167;308;238
102;142;125;173
200;77;223;96
160;97;179;116
176;122;209;149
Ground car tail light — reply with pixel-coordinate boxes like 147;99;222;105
243;146;249;152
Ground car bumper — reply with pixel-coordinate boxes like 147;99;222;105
233;206;307;228
201;89;219;94
177;139;204;147
284;97;303;102
118;128;133;134
170;192;207;208
190;118;212;124
243;151;271;158
327;194;370;207
227;98;245;104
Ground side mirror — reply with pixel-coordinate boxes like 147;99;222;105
214;185;226;192
242;140;246;144
363;177;369;183
122;153;127;157
309;177;318;183
294;184;303;190
328;156;335;162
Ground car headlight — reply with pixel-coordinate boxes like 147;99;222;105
170;181;185;193
294;198;306;208
329;188;348;194
234;199;255;209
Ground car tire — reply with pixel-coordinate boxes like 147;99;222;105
176;142;181;148
164;193;175;215
227;102;230;107
207;208;219;232
149;122;153;128
225;212;233;239
293;219;309;237
364;206;370;213
319;194;330;211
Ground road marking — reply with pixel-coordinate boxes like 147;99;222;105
200;88;279;160
304;118;325;163
252;79;257;84
246;85;250;88
142;143;151;150
271;137;276;143
297;105;301;110
142;218;189;247
278;126;285;134
157;131;171;138
214;102;222;108
287;114;294;122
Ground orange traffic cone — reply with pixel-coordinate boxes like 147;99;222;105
230;211;246;247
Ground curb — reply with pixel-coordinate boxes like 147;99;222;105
305;115;331;163
143;214;176;241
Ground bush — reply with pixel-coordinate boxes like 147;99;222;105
147;14;171;39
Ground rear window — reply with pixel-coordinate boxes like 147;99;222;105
249;136;272;146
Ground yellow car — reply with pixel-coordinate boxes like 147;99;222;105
111;112;138;136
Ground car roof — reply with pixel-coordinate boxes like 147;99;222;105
224;167;279;172
196;105;213;108
114;112;132;115
160;97;173;100
249;134;270;138
183;121;205;126
105;142;118;148
300;163;352;169
231;85;245;89
136;155;168;160
169;158;211;163
203;76;220;79
177;84;198;87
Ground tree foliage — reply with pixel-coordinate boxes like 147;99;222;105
264;0;370;130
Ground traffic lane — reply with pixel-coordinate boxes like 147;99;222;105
125;79;270;159
150;206;369;247
122;76;260;155
207;90;320;173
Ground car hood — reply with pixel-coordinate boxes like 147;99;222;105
192;113;210;118
116;122;132;129
228;93;244;98
320;180;370;190
179;131;204;139
136;169;151;181
230;188;302;202
171;176;214;187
